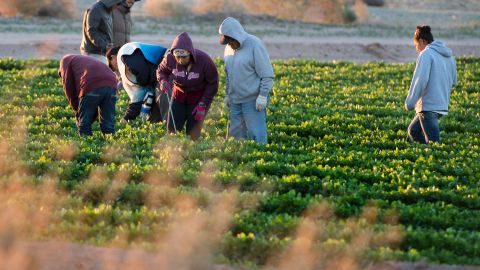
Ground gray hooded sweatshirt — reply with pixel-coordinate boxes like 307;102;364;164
405;40;457;114
80;0;122;55
219;17;274;104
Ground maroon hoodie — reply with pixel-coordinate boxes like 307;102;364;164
157;32;219;107
58;55;117;112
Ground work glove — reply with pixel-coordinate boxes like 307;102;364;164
224;96;230;108
160;80;171;94
255;95;267;111
192;102;207;121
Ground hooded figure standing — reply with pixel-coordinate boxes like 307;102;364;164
157;32;219;140
80;0;122;64
405;26;457;144
219;17;274;144
112;0;140;48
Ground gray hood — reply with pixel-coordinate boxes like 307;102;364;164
219;17;248;46
427;40;453;57
100;0;122;8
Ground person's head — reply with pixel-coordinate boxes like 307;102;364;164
219;35;240;50
413;25;434;53
123;0;135;8
106;46;121;71
101;0;122;11
172;49;191;66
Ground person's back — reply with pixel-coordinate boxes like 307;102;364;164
59;54;118;136
80;0;122;63
405;26;457;144
406;41;456;113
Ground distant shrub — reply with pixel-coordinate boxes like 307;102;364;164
354;0;368;23
343;4;357;23
0;0;74;18
143;0;193;17
143;0;365;24
192;0;245;15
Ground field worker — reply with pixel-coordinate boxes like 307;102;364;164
157;32;219;140
58;54;118;136
112;0;141;48
80;0;123;64
405;26;457;144
219;17;274;144
106;43;168;123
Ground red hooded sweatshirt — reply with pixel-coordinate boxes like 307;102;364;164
157;32;219;107
58;54;117;112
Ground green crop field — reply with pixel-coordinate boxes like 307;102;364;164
0;57;479;268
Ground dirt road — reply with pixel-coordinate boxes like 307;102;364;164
1;33;478;63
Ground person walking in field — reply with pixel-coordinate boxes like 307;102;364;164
80;0;123;64
405;26;457;144
106;42;168;123
218;17;274;144
58;54;118;136
112;0;140;48
157;32;219;141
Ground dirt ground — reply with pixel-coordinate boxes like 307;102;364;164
0;32;479;63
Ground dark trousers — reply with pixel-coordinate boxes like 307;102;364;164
168;99;203;140
77;87;117;136
407;111;442;144
123;100;163;123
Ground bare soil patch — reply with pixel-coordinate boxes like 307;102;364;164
0;33;478;63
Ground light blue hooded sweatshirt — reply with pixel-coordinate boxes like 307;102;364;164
405;40;457;114
219;17;274;104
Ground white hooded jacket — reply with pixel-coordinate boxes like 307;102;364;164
117;42;167;102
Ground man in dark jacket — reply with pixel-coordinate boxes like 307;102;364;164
112;0;140;47
58;54;118;136
80;0;123;64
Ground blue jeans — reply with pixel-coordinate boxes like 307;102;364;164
407;111;442;144
229;100;267;143
77;87;117;136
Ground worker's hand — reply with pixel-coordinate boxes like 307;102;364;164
160;80;171;94
140;112;149;122
192;102;206;121
255;95;267;111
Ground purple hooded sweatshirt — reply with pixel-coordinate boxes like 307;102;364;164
157;32;219;107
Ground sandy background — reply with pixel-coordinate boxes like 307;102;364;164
0;0;479;63
1;32;479;63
